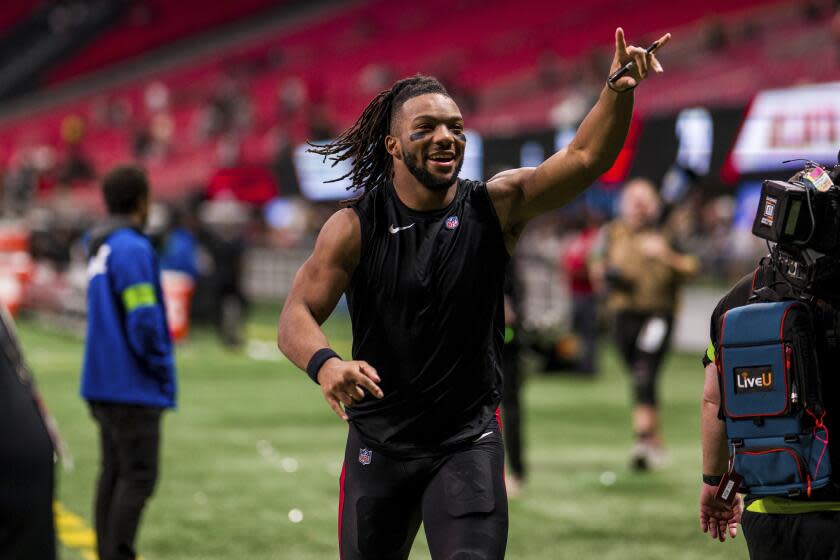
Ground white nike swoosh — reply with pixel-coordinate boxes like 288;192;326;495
389;223;415;234
474;431;494;442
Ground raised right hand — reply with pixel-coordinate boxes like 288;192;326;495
609;28;669;92
317;359;384;420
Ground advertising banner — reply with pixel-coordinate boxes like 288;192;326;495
730;82;840;175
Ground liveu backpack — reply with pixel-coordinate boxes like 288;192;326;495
718;300;831;497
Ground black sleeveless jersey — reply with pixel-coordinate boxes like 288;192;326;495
346;179;509;457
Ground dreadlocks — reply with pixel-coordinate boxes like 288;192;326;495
308;75;450;196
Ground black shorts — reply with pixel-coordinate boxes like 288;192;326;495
742;509;840;559
338;421;508;560
613;311;673;406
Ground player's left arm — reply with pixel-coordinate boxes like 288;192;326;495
488;28;669;249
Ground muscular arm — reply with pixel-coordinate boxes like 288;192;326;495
488;29;669;251
277;209;359;369
277;208;383;420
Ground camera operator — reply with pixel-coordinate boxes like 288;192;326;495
699;162;840;559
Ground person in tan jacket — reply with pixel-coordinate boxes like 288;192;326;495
591;178;698;470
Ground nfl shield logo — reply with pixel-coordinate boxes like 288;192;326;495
358;448;372;466
445;216;459;230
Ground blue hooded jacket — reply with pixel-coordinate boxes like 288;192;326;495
80;223;176;408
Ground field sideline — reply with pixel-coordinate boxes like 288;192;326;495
18;304;748;559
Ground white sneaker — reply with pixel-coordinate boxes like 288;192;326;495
645;445;670;470
630;442;670;471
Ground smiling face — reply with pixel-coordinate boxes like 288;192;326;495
387;93;466;192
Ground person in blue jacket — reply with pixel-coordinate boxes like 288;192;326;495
80;165;176;560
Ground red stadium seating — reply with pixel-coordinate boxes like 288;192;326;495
0;2;37;33
45;0;286;85
0;0;835;202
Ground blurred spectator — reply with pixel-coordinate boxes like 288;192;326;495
662;187;704;255
28;207;78;271
198;75;252;140
701;17;728;52
215;132;242;167
195;198;250;348
91;95;132;129
695;195;736;278
147;201;200;343
132;82;175;161
590;179;698;471
81;165;176;560
4;144;58;216
58;114;94;183
358;63;394;94
3;151;38;217
58;144;94;184
307;102;335;142
156;204;200;281
144;81;170;114
277;76;307;118
60;114;85;145
561;211;603;375
269;126;301;197
145;199;200;274
132;121;153;160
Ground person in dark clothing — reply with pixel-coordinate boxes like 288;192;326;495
502;261;526;496
699;271;840;558
81;165;176;560
0;304;56;560
278;29;669;559
199;227;246;347
562;214;602;375
188;198;249;348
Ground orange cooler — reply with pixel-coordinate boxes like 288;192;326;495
161;270;195;342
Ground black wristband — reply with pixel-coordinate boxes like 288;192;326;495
306;348;340;384
702;474;723;486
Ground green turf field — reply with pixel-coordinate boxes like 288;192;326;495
17;304;748;559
